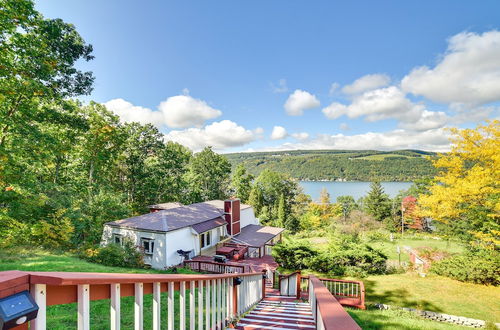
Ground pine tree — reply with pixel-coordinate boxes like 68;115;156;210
277;193;286;227
364;181;391;221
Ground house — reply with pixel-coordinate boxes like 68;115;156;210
101;199;284;269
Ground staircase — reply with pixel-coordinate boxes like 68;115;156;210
235;288;315;329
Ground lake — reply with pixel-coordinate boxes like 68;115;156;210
299;181;413;201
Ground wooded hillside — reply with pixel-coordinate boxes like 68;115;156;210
226;149;437;181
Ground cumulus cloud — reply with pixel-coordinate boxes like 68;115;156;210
258;128;452;152
164;120;256;151
342;74;391;95
158;95;222;128
105;95;222;128
271;79;288;93
291;132;310;140
284;89;321;116
271;126;288;140
402;30;500;105
104;99;163;126
322;86;449;131
339;123;350;131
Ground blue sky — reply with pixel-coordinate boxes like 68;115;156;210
36;0;500;152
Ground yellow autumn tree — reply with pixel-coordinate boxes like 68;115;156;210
419;120;500;249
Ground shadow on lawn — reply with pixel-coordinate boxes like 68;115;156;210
363;278;443;312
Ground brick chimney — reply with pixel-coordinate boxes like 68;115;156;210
224;199;241;235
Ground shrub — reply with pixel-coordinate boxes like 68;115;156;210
272;239;318;270
86;240;145;268
431;250;500;285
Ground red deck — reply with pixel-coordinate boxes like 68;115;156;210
191;254;279;273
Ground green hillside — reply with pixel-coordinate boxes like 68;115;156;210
226;149;437;181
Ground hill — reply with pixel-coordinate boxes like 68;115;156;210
225;149;437;181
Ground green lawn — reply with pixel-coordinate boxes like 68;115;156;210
291;235;499;324
369;236;465;262
347;307;472;330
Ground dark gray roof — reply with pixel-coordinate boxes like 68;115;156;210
231;224;284;247
191;217;226;234
105;202;224;232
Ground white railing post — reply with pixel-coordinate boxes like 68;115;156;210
198;280;203;330
180;281;186;330
205;280;211;330
30;284;46;330
190;281;195;330
168;282;174;330
110;283;121;330
77;284;90;330
211;279;216;330
217;278;222;328
134;283;143;330
153;282;161;330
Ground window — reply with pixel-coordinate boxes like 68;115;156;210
200;231;212;249
113;234;123;246
141;238;155;255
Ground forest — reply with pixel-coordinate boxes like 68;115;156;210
226;149;437;181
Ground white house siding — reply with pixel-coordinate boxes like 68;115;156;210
164;227;197;268
240;207;259;228
101;225;167;269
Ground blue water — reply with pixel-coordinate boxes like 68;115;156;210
299;181;413;202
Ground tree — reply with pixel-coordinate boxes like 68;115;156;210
277;194;286;228
231;164;253;202
186;147;231;202
363;181;392;221
319;188;330;204
419;120;500;249
247;169;299;226
337;195;357;220
0;0;94;147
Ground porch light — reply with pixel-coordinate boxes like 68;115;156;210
0;291;39;330
233;277;242;286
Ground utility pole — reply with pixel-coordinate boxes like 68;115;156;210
401;198;405;235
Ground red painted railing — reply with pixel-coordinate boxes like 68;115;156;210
301;276;365;309
183;260;248;274
308;275;361;330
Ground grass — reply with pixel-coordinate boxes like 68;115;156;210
369;236;465;262
354;153;411;161
290;234;499;324
347;307;472;330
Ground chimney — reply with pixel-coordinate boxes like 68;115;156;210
224;199;241;235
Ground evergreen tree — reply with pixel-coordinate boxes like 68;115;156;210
364;181;391;221
277;193;286;227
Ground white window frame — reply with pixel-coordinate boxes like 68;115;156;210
200;231;212;249
141;238;155;255
113;233;123;246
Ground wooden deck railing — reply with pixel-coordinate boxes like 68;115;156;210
0;270;264;330
308;275;361;330
278;271;301;298
301;276;365;309
183;260;248;274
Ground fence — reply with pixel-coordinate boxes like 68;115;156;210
308;275;361;330
301;276;365;309
278;271;301;298
1;270;264;330
183;260;247;274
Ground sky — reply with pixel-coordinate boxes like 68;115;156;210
36;0;500;153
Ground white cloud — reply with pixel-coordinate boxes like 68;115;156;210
271;126;288;140
158;95;222;128
284;89;321;116
342;74;391;95
104;98;163;126
271;79;288;93
164;120;256;151
402;30;500;105
105;95;222;128
291;132;310;140
257;128;452;153
329;82;340;96
322;86;449;131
